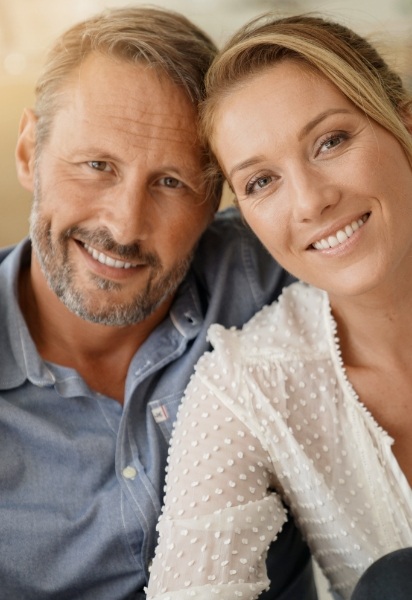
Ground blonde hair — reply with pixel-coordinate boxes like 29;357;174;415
33;6;222;206
201;13;412;168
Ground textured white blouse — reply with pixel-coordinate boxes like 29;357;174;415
146;282;412;600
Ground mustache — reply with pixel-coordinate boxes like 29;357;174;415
64;226;161;268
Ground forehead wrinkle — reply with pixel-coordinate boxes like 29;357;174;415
66;71;197;137
84;97;199;143
65;54;200;141
112;114;198;143
66;105;199;157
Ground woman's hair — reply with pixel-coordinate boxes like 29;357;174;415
201;13;412;169
33;6;222;207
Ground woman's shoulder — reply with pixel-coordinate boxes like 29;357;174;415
207;281;330;361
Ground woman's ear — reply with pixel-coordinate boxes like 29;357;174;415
15;108;37;193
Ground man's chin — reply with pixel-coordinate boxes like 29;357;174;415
54;284;172;326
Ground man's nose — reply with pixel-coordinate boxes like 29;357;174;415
101;182;152;245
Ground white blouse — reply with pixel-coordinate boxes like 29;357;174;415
146;282;412;600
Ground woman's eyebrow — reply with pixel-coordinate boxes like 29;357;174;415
298;108;351;141
229;155;266;179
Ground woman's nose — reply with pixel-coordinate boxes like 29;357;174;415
290;167;341;223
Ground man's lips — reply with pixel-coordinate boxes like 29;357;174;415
83;242;141;269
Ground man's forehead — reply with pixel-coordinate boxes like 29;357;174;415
74;54;193;111
56;53;199;139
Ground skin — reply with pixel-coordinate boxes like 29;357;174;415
213;61;412;300
211;60;412;484
15;52;215;403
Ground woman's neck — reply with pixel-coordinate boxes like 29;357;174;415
329;280;412;370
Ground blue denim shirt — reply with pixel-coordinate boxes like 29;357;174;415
0;208;316;600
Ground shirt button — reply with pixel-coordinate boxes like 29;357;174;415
122;466;137;480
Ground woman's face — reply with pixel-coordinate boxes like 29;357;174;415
213;60;412;299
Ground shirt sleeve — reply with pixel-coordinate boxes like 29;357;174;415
146;327;287;599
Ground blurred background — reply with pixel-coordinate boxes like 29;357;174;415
1;0;412;247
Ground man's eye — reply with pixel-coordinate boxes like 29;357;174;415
160;176;182;188
88;161;111;172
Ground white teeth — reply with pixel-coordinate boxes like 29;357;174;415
83;243;136;269
313;215;368;250
327;236;339;248
104;256;116;267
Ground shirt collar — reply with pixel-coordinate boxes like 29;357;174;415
168;269;205;339
0;239;56;390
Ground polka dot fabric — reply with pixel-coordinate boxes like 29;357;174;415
147;282;412;600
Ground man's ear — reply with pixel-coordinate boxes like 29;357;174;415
15;108;38;193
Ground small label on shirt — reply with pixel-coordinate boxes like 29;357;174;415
151;405;169;423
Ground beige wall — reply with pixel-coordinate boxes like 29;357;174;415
1;81;33;246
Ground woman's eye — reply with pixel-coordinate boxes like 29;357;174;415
319;132;348;153
88;161;111;172
159;176;183;188
246;175;273;195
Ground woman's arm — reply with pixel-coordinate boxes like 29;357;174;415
146;343;287;599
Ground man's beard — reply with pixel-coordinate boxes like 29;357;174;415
29;178;193;327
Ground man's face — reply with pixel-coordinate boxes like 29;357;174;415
20;53;214;326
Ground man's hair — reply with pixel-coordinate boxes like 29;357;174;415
34;6;222;206
202;13;412;170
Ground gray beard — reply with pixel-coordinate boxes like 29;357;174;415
29;178;193;327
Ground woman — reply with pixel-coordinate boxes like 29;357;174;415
146;13;412;600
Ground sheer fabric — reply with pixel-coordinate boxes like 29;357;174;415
147;282;412;600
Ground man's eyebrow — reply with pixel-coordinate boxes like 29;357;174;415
228;108;352;179
297;108;351;141
67;147;120;160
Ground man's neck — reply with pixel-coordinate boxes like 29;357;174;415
18;262;173;404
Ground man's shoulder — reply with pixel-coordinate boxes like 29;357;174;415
0;241;29;294
0;244;17;265
191;207;295;315
195;206;271;268
199;206;258;243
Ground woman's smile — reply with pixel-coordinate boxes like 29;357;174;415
310;213;369;250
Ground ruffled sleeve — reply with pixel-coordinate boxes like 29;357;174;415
146;325;287;599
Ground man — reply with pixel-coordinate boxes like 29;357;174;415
1;7;317;599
